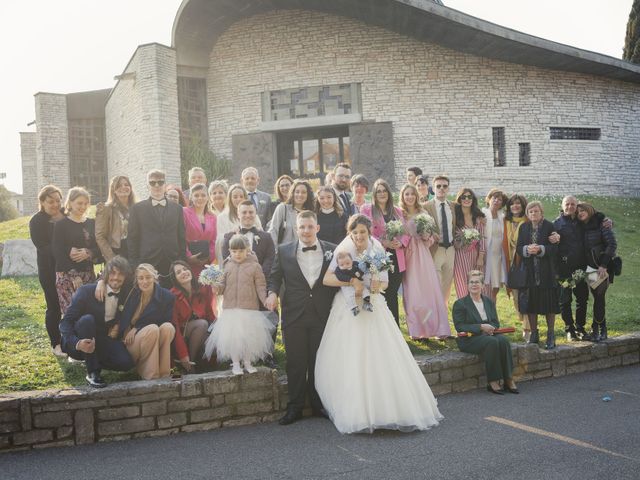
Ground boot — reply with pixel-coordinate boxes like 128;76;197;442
528;329;539;345
599;323;608;341
591;323;601;343
545;331;556;350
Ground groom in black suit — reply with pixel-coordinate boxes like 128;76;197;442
266;210;338;425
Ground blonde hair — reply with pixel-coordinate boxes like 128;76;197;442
64;187;90;215
526;201;544;216
135;263;159;282
467;269;484;283
398;183;425;217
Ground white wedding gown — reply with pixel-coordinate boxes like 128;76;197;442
315;238;443;434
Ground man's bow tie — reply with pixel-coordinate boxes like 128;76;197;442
240;227;257;234
107;291;119;298
302;245;317;252
151;198;167;207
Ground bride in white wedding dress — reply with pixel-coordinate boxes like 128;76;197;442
315;214;443;434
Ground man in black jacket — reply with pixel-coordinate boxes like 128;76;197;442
59;256;135;387
128;169;186;287
266;211;338;425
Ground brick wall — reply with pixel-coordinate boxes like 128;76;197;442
34;93;70;194
205;10;640;196
106;44;181;197
19;132;38;215
1;333;638;452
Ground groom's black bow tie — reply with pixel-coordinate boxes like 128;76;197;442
302;245;317;252
107;291;119;298
240;227;258;234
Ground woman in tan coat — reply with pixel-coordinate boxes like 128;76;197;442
204;234;273;375
95;175;137;260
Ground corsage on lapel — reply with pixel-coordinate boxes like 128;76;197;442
259;199;267;205
324;250;333;262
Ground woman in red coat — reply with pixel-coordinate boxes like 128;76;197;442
170;260;216;372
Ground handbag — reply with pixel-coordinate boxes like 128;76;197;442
506;255;527;289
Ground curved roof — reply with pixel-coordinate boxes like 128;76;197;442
172;0;640;84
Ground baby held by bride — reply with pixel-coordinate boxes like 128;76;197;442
334;251;373;316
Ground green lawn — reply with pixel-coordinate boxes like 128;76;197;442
0;196;638;393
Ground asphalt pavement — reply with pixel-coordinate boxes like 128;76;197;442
2;365;639;480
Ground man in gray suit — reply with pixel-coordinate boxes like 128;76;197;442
242;167;272;227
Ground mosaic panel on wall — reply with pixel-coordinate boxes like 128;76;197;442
266;83;359;121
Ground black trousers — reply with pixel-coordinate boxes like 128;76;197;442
560;282;589;330
38;268;61;347
384;269;404;326
66;315;135;374
282;309;325;412
590;280;609;329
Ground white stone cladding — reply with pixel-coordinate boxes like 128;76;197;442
34;93;70;195
105;43;181;197
20;132;38;215
205;10;640;197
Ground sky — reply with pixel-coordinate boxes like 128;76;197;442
0;0;634;195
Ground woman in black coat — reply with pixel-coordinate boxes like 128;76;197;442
577;203;617;342
516;201;559;349
29;185;66;356
314;186;348;245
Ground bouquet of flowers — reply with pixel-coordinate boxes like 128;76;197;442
198;264;224;286
559;269;586;289
414;213;438;237
461;227;481;247
385;220;405;241
357;251;395;275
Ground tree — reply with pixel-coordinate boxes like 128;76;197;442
0;185;19;222
623;0;640;64
180;136;231;189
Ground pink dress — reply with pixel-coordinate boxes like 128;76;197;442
402;215;451;338
453;220;486;298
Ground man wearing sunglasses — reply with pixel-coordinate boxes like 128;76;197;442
128;169;186;287
425;175;457;308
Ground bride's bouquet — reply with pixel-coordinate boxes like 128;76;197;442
460;227;481;248
357;251;395;275
385;220;405;241
414;213;438;237
198;264;224;286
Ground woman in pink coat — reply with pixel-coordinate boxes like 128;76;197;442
183;183;217;278
360;179;409;325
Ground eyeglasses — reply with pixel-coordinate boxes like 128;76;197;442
460;194;473;200
435;184;449;190
149;180;165;187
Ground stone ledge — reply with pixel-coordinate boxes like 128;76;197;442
1;333;638;452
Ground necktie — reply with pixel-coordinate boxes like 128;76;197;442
240;227;257;234
152;198;167;207
341;193;351;214
302;245;317;252
249;192;258;208
440;202;450;246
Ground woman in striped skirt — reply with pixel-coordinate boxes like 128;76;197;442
453;188;486;299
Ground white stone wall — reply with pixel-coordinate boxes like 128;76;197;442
20;132;38;215
106;44;181;197
34;93;70;194
205;10;640;196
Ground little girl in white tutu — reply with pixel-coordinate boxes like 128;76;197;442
204;234;273;375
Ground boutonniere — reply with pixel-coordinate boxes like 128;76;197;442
254;236;260;245
259;199;266;205
324;250;333;261
118;305;124;312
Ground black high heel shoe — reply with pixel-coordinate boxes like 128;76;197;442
545;331;556;350
503;382;520;394
487;384;504;395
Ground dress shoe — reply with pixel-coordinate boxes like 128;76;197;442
487;384;504;395
231;363;244;375
262;355;278;369
311;408;329;419
528;329;539;345
85;372;106;388
545;331;556;350
279;409;303;425
576;328;590;341
503;382;519;394
566;327;578;342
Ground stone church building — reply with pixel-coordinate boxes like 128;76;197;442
20;0;640;212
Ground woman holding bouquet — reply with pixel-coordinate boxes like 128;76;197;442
453;188;486;298
317;214;443;434
399;184;450;340
453;270;517;395
360;179;409;325
169;260;215;373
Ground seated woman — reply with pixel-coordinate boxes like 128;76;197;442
118;263;176;380
452;270;518;395
169;260;216;373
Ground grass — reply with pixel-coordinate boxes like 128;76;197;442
0;196;638;393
